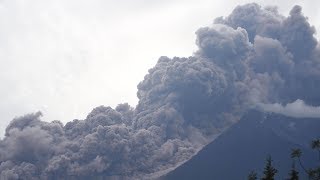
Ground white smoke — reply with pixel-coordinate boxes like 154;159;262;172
258;99;320;118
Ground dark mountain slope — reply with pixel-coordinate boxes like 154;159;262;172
164;110;320;180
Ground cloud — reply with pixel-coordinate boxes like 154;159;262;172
0;3;320;179
258;99;320;118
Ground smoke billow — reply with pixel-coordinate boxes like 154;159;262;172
258;99;320;118
1;3;320;179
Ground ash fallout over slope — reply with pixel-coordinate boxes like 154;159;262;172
1;3;320;179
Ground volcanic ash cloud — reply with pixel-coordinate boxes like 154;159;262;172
1;3;320;180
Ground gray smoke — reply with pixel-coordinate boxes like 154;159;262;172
1;3;320;180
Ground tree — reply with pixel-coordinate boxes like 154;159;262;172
261;156;278;180
249;139;320;179
308;168;320;180
287;161;299;180
291;149;307;173
291;148;320;179
309;139;320;180
311;139;320;161
291;149;302;159
248;170;258;180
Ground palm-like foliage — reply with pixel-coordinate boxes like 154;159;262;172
311;139;320;161
291;148;307;175
291;149;302;159
308;139;320;180
311;139;320;149
249;139;320;180
308;168;320;180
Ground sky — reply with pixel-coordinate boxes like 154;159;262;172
0;0;319;135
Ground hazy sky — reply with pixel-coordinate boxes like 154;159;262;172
0;0;319;135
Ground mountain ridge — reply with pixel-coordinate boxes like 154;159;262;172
163;110;320;179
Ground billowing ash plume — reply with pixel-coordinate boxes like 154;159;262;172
1;3;320;179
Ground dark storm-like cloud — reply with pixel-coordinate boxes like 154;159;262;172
1;3;320;179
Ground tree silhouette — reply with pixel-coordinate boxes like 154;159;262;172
291;149;307;173
290;139;320;180
309;139;320;180
308;168;320;180
287;161;299;180
311;139;320;161
248;170;258;180
261;156;278;180
248;138;320;179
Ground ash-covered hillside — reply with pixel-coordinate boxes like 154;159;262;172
164;110;320;180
